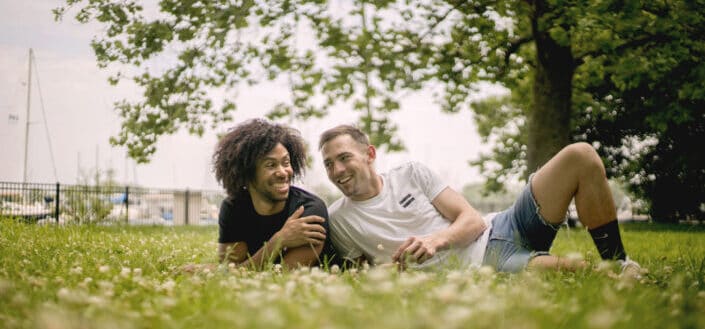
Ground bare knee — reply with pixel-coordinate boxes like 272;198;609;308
564;142;599;162
564;143;605;177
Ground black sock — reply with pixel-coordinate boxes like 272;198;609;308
588;220;626;261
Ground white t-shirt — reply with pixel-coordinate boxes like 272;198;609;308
328;161;494;269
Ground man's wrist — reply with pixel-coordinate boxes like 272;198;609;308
434;233;451;251
268;233;285;251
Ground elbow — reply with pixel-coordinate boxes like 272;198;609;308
474;217;488;238
478;220;488;232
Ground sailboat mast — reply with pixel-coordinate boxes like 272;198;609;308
23;48;33;183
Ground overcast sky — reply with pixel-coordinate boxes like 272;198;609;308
0;0;505;193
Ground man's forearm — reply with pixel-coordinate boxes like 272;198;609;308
239;239;287;270
219;239;285;270
280;243;324;268
438;209;487;250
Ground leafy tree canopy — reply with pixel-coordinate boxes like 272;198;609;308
56;0;705;220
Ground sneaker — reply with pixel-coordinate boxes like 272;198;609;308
618;257;643;280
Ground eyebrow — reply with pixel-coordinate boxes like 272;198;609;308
261;153;290;162
324;151;351;163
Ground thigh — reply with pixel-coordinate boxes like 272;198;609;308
531;144;587;222
508;182;562;251
482;204;535;273
483;239;533;273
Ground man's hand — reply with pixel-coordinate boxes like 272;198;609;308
390;187;486;268
392;235;446;265
270;206;327;249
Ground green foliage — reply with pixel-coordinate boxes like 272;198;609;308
572;1;705;221
56;0;705;220
60;169;119;224
61;189;113;224
461;0;705;220
1;219;705;328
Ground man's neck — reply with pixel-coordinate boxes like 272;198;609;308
351;174;384;202
250;194;286;216
372;174;383;197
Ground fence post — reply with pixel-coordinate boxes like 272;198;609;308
184;189;189;225
125;186;130;224
54;182;60;223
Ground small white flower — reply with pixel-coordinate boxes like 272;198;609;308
161;297;177;308
98;265;110;273
160;279;176;293
588;309;618;329
478;265;495;277
86;295;106;307
69;266;83;275
57;288;70;300
330;265;340;274
376;244;384;251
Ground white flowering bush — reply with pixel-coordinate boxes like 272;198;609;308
0;218;703;329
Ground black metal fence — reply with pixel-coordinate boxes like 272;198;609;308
0;181;225;225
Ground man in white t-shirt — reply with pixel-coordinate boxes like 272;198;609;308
319;125;642;275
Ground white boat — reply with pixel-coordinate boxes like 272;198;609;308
0;200;52;221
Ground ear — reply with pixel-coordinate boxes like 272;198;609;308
366;144;377;163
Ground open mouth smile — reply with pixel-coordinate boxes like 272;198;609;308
337;176;352;185
272;182;290;193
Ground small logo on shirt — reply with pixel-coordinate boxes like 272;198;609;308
399;193;416;208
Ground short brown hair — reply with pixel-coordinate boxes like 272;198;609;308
318;124;370;150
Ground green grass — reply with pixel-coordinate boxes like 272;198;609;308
1;219;704;329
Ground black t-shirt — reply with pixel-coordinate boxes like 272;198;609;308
218;186;339;266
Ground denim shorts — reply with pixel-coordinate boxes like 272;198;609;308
482;176;564;272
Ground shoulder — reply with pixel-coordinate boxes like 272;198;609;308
289;186;326;207
219;196;241;213
386;161;433;181
390;161;446;197
326;197;356;231
327;197;346;216
218;196;249;227
288;186;328;217
389;161;429;175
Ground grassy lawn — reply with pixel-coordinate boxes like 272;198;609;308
1;218;703;329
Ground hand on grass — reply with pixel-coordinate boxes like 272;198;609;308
392;235;445;265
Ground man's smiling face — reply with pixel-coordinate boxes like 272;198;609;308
248;143;293;209
321;134;378;201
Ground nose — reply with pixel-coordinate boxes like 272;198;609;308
331;161;345;177
274;164;288;177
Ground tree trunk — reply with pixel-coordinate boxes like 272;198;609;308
528;1;575;173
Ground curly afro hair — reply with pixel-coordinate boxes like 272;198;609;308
213;119;308;198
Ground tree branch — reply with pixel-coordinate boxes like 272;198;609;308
497;36;533;77
574;33;673;66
